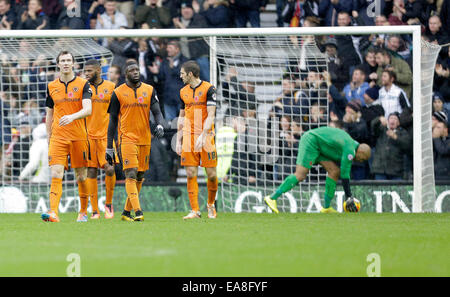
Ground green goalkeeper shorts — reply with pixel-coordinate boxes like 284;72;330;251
296;132;330;168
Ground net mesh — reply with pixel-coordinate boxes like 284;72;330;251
0;37;113;213
420;39;441;212
207;35;329;213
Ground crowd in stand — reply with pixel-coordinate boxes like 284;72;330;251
0;0;449;183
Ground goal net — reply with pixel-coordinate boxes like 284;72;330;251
0;26;441;213
209;35;329;213
0;37;113;213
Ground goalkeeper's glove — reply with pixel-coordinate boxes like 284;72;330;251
345;197;358;212
153;124;164;138
105;148;115;166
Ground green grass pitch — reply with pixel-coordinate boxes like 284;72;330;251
0;212;449;277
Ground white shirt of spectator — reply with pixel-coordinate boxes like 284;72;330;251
18;123;50;184
378;83;410;118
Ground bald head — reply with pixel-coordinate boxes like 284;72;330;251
355;143;371;162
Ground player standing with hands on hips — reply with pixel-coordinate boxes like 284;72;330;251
106;61;166;221
176;61;219;219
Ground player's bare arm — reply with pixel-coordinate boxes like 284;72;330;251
59;98;92;126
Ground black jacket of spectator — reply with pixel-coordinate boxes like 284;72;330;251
433;136;450;180
0;5;18;29
401;0;422;23
135;4;172;28
56;6;87;29
108;38;138;70
328;84;347;119
233;0;268;11
183;13;210;59
17;10;50;29
201;2;231;28
361;103;385;146
442;0;450;34
158;53;188;106
371;117;412;177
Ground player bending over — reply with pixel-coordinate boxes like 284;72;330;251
106;61;166;221
264;126;371;213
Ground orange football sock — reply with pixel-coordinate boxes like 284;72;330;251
78;179;89;214
105;174;116;205
125;178;141;211
187;176;199;212
124;178;144;211
207;177;218;205
87;177;99;213
49;178;63;214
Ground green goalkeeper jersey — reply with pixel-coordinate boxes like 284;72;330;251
299;127;360;179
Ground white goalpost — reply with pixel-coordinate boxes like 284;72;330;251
0;26;440;213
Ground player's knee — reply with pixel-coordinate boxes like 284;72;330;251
329;169;340;180
186;169;197;179
87;167;97;178
104;165;115;177
124;168;137;180
51;166;64;179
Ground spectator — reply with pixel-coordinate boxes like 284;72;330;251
271;74;308;119
108;31;138;70
352;0;377;26
224;116;257;185
18;122;49;183
222;66;257;116
282;0;319;27
56;0;86;29
434;49;450;102
432;114;450;180
378;70;410;118
370;15;391;48
335;11;363;77
0;0;17;29
371;112;411;180
11;119;32;177
360;86;385;147
135;0;172;28
387;0;406;25
307;102;326;130
425;15;450;59
441;0;450;34
432;92;450;122
88;0;106;24
432;110;447;130
323;37;348;91
360;48;378;85
115;0;134;28
274;115;298;180
318;0;352;27
152;40;188;121
201;0;231;28
17;0;50;30
172;1;210;81
343;67;370;106
396;0;423;25
107;64;124;86
385;35;411;63
342;99;370;179
375;48;412;99
96;0;128;46
231;0;267;28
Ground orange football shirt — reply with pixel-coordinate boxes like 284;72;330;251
107;82;158;145
179;81;216;135
86;79;116;139
46;76;92;141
